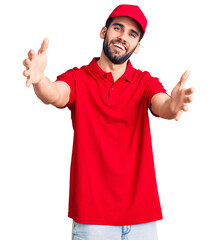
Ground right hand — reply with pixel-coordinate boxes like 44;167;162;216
23;38;49;87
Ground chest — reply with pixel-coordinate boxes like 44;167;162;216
75;74;147;127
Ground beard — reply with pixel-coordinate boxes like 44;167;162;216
103;32;138;65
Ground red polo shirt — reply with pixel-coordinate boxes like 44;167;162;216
56;57;168;225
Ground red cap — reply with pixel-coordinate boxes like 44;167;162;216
106;4;147;39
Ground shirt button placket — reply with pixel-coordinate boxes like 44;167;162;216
109;86;117;103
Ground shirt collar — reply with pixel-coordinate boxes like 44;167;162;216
88;57;134;82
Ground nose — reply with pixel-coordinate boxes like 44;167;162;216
118;30;128;43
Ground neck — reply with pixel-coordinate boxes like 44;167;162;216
97;51;128;82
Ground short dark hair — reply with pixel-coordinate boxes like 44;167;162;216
105;17;143;42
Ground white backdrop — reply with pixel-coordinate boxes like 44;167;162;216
0;0;216;239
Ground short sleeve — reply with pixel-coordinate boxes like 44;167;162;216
55;68;78;109
143;72;170;117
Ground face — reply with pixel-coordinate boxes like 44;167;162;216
101;16;141;64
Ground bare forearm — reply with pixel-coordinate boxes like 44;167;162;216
33;74;59;105
151;93;175;120
158;97;175;120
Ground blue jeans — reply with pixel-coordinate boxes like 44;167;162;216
72;220;158;240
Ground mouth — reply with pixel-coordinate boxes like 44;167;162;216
112;43;126;52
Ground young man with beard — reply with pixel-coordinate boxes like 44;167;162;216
23;4;194;240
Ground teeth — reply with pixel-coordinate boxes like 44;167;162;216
114;43;125;51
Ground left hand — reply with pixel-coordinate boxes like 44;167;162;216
170;70;195;121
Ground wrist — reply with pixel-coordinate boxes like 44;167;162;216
33;73;46;86
159;97;175;120
168;98;177;119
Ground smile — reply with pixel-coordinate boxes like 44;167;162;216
113;43;126;51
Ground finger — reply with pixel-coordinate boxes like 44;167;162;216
23;58;31;68
26;78;32;87
182;105;189;112
38;38;49;54
175;110;183;121
23;69;30;77
28;49;35;60
180;70;191;86
184;96;193;104
185;87;195;95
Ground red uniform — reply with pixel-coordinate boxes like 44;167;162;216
56;57;168;225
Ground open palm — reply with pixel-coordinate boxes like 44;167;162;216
170;70;194;121
23;38;49;87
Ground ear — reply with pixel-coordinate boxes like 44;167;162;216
134;42;140;54
100;27;107;39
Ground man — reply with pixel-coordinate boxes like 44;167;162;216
23;4;194;240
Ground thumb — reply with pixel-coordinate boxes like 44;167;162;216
175;110;183;121
179;70;191;86
38;38;49;54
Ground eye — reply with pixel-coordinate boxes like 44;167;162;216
130;33;136;38
114;26;121;31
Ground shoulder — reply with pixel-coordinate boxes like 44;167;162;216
132;68;157;83
57;67;79;79
57;64;89;81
